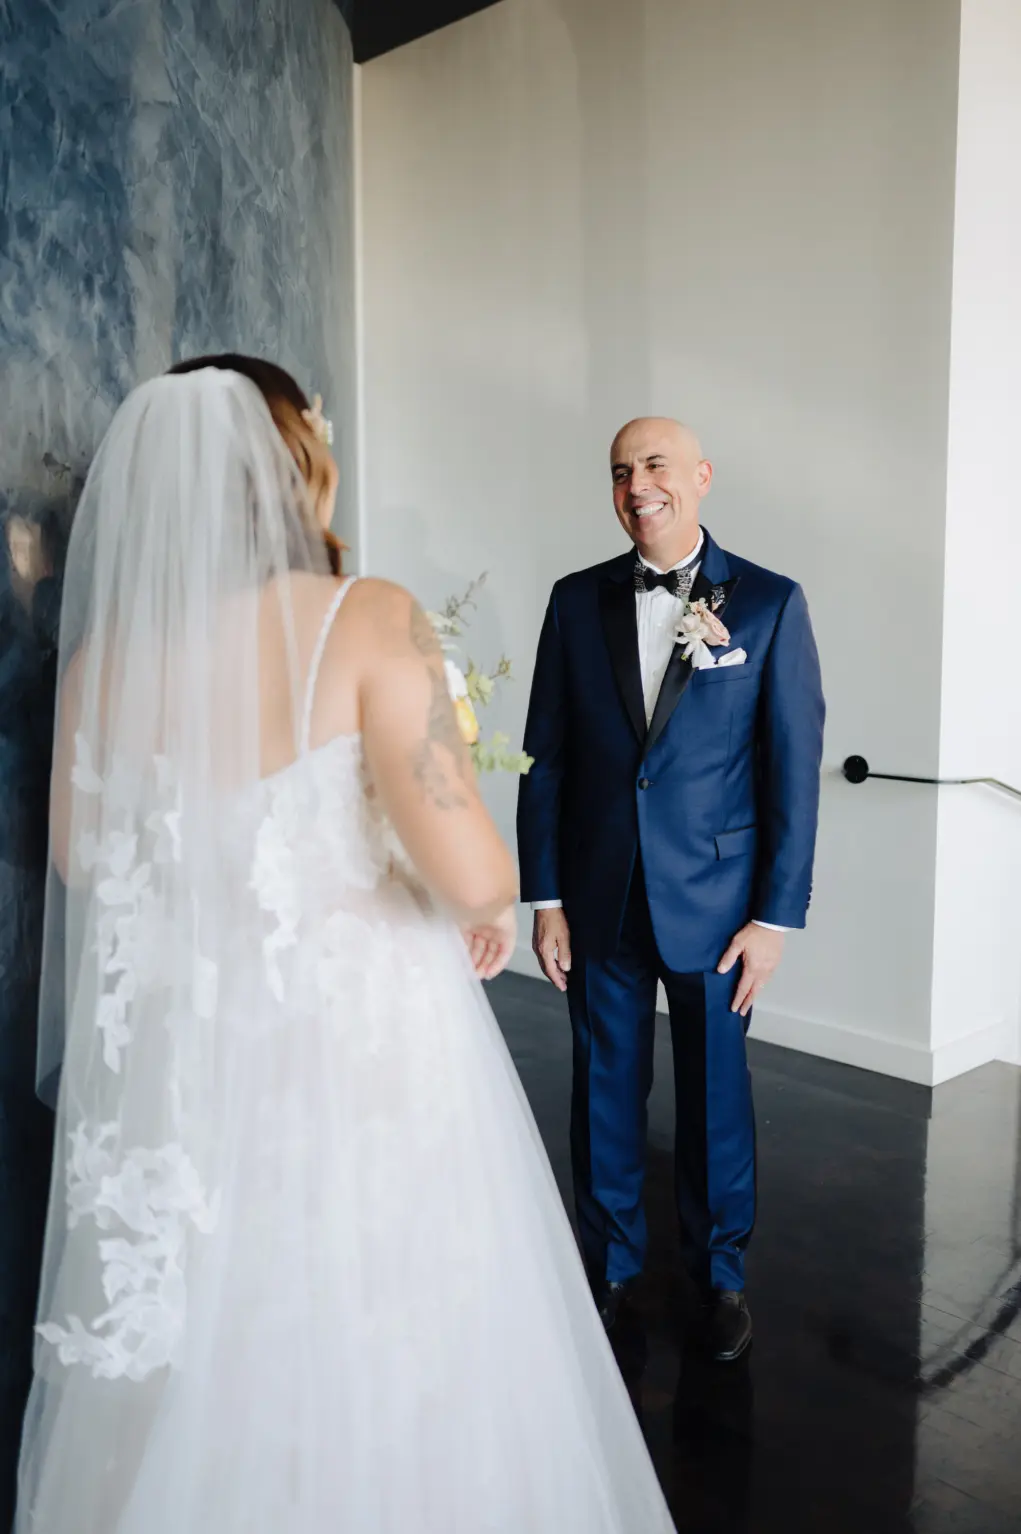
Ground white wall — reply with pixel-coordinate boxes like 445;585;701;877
929;0;1021;1082
359;0;966;1080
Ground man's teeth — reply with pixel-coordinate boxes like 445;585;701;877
635;503;667;517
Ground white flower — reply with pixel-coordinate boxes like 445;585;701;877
444;659;469;700
675;598;732;670
301;394;334;447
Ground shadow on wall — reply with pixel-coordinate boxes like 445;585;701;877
0;460;75;1529
0;460;76;1096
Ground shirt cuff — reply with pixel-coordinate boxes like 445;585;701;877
753;920;790;932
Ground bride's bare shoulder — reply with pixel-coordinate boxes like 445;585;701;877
273;573;438;666
343;578;440;656
347;576;416;612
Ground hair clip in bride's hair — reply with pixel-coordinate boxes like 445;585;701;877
302;394;334;448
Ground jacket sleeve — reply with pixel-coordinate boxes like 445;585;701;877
754;582;825;928
516;586;567;904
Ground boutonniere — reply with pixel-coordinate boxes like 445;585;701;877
674;597;747;672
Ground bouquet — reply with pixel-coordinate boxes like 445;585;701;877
428;576;533;776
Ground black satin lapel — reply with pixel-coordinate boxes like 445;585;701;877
645;570;741;754
599;577;646;745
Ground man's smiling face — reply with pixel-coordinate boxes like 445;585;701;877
610;418;712;568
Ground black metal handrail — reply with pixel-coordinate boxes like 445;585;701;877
842;756;1021;804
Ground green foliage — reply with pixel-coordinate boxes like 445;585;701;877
430;575;532;776
471;734;535;776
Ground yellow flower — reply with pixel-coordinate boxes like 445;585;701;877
455;696;480;746
444;660;480;745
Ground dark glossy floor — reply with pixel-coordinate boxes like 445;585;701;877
488;971;1021;1533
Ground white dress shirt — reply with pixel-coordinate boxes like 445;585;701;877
635;533;704;726
532;530;787;932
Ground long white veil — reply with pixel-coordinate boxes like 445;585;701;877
17;370;677;1534
19;369;330;1526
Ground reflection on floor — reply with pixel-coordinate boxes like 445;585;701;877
488;971;1021;1534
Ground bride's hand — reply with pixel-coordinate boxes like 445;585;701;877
462;905;517;982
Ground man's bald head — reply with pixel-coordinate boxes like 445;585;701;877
611;417;703;467
610;416;712;567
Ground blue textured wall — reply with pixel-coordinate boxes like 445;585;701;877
0;2;354;1515
0;0;356;542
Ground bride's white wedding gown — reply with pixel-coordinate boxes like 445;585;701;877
19;582;675;1533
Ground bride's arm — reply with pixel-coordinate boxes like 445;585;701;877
355;580;519;926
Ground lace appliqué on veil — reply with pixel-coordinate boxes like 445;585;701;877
38;737;219;1381
37;1125;219;1381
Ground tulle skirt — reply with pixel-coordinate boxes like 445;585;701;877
17;898;675;1532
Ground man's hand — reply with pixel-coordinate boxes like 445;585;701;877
718;923;785;1017
462;905;518;982
533;908;572;993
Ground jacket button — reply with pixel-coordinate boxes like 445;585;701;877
638;778;650;790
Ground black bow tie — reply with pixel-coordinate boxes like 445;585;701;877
633;559;697;599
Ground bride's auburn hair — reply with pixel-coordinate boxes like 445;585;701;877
167;353;345;575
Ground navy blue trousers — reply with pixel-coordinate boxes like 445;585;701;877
567;865;756;1293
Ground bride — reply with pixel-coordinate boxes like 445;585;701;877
15;360;676;1533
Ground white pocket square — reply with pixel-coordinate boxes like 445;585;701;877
715;648;747;668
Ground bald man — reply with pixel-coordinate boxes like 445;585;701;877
517;418;824;1359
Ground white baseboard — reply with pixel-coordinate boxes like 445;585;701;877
747;1005;935;1084
930;1017;1021;1085
504;953;1019;1087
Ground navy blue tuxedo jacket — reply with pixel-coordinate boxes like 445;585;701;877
516;530;825;972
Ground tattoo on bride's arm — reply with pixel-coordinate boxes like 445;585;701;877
410;601;441;659
410;665;470;810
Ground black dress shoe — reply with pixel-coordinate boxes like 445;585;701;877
705;1290;752;1362
597;1279;635;1332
